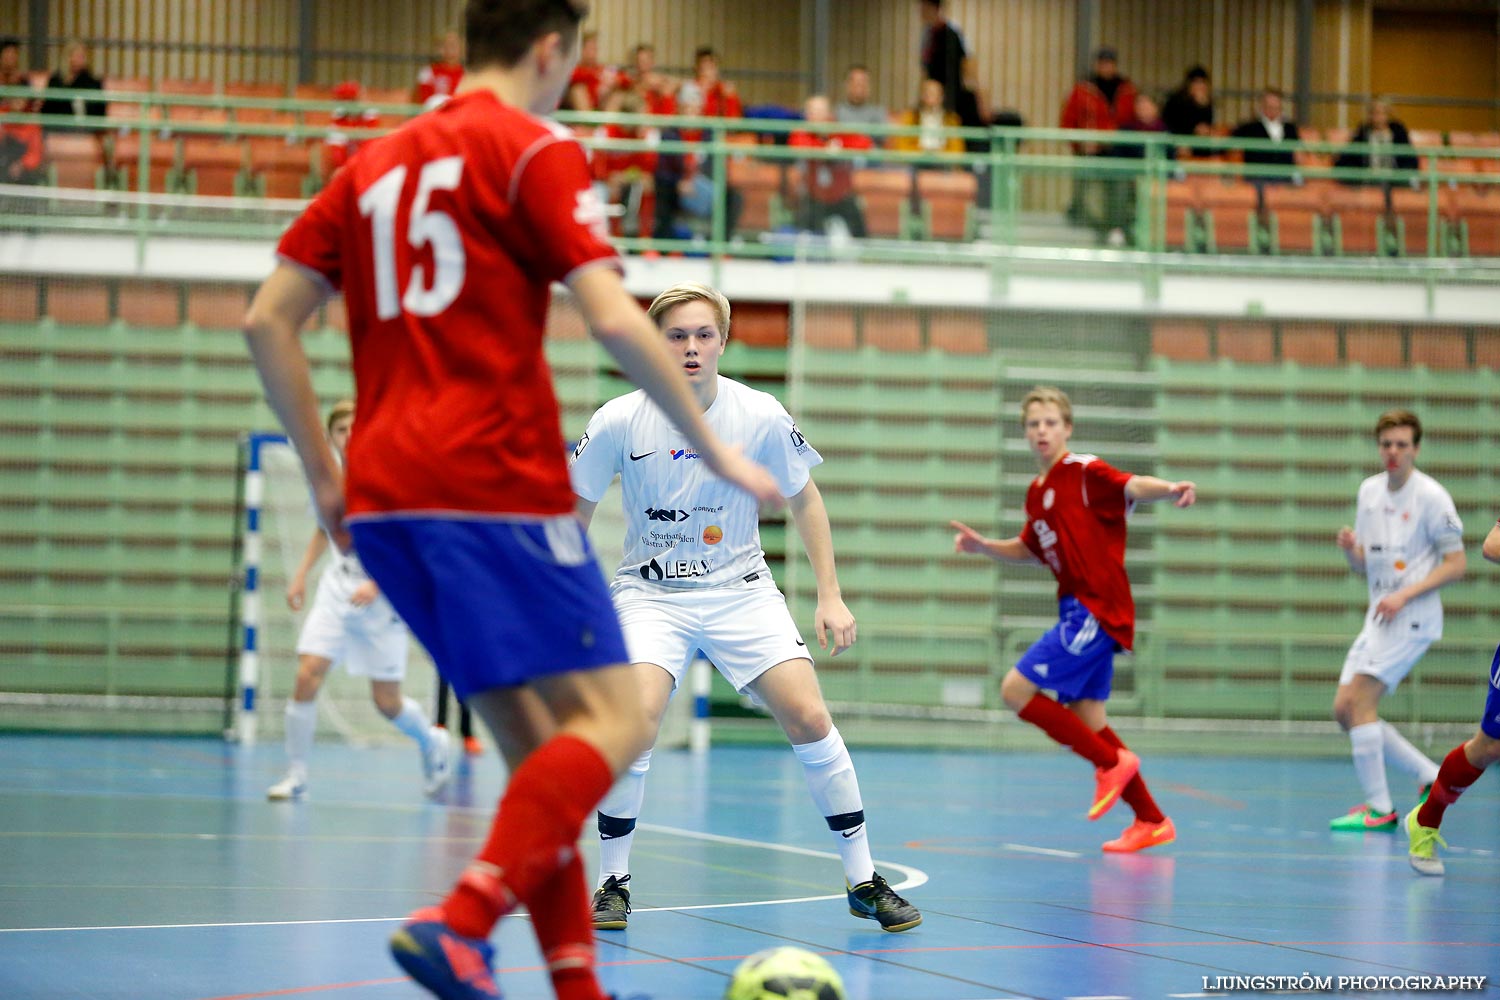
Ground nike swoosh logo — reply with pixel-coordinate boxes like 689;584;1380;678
841;825;864;839
629;451;656;461
795;640;806;646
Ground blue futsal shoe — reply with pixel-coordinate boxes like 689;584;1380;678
390;907;500;999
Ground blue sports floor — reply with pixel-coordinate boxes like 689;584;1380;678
1;734;1497;1000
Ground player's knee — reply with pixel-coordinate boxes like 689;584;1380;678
783;704;832;745
1000;670;1033;711
371;688;402;718
1469;732;1500;768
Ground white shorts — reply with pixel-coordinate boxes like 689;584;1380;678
295;571;410;682
612;582;810;693
1338;622;1433;694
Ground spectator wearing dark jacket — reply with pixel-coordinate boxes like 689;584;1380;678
1162;66;1214;156
39;41;105;130
1231;88;1300;181
1334;97;1418;182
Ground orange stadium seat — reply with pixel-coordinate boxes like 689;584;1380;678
861;309;921;351
181;138;246;196
249;138;312;198
117;281;182;327
111;132;178;193
803;304;856;349
852;168;911;238
159;79;218;123
226;82;295;128
928;311;988;354
186;285;250;330
1344;323;1404;367
103;77;153;122
1389;185;1450;256
293;84;338;128
916;169;976;240
1263;182;1328;254
1326;185;1387;254
1164;178;1201;250
727;157;784;234
1453;187;1500;256
45;279;111;325
0;275;41;322
44;133;105;189
1150;319;1212;361
1199;179;1259;252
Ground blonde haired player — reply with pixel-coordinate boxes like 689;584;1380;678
952;386;1194;852
1330;408;1465;831
570;282;921;933
266;400;452;801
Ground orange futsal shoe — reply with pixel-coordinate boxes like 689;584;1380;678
1102;816;1176;853
1088;749;1140;820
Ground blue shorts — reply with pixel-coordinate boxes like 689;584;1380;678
1015;596;1119;704
1482;644;1500;740
349;515;629;701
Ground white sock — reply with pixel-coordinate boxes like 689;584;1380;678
283;699;317;780
390;696;433;750
597;747;652;883
1349;721;1393;813
1381;721;1440;787
792;725;876;887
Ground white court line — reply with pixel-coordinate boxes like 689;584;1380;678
1066;995;1132;999
0;822;929;934
1168;993;1212;997
1001;842;1083;859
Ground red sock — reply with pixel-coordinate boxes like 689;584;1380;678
441;734;614;939
529;853;606;1000
1098;725;1164;823
1017;694;1118;769
1417;743;1487;829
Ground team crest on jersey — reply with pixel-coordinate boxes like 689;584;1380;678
645;507;689;522
1042;488;1055;510
702;525;723;545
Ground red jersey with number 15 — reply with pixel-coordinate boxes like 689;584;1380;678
276;89;619;520
1018;452;1138;649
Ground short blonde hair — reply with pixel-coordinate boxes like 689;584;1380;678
1020;385;1073;426
326;398;355;434
647;282;732;340
1375;407;1421;446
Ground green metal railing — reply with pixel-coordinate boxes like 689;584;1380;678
6;84;1500;294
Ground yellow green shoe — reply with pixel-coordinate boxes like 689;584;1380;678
1405;806;1447;876
1329;803;1398;832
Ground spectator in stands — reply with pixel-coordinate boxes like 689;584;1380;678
39;40;105;131
0;94;44;183
624;43;677;116
1162;65;1214;156
567;31;623;112
919;0;970;115
596;88;659;238
891;79;963;156
836;64;887;130
790;94;872;239
694;47;742;119
1104;94;1167;246
0;37;23;89
1232;87;1300;181
651;83;743;240
323;81;380;176
413;31;464;105
1060;47;1138;229
1335;97;1418;183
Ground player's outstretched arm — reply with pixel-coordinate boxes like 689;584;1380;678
950;521;1037;564
569;268;780;506
787;479;856;656
1483;522;1500;565
1125;475;1197;507
244;265;349;550
287;528;330;610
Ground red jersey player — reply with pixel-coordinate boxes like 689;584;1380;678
1404;519;1500;877
414;31;465;106
242;2;778;999
951;385;1196;853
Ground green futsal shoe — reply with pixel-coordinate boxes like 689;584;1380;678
1329;803;1398;832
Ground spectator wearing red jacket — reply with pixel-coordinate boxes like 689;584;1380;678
622;43;678;116
789;94;872;238
568;31;626;112
1060;47;1137;232
413;31;464;106
694;47;742;120
323;81;380;176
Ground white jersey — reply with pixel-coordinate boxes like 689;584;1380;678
1353;469;1464;639
570;376;821;593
